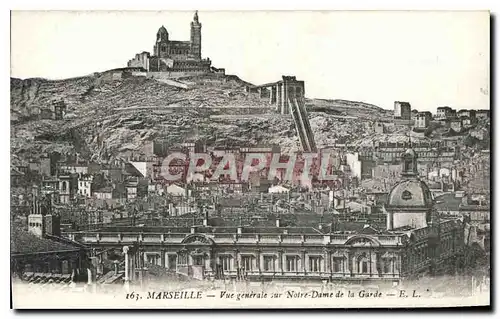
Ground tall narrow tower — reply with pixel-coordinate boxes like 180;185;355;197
190;11;202;59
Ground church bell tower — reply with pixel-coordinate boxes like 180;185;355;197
154;26;170;58
385;148;434;231
190;11;202;60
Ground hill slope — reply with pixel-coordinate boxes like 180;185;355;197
11;71;390;164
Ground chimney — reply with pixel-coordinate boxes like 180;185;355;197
276;218;280;228
27;214;44;237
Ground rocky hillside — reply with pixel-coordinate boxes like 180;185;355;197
307;98;390;118
11;71;390;164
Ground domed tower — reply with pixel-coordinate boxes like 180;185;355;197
190;11;202;60
154;26;170;58
385;148;435;230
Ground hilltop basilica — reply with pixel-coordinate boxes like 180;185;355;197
127;11;223;75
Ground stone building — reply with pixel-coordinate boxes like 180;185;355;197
436;106;456;121
457;109;476;119
374;122;386;134
384;148;465;275
415;111;432;129
77;174;93;198
373;141;457;165
11;212;92;288
450;119;463;133
394;101;411;120
59;174;77;204
127;11;220;76
66;149;464;284
476;110;490;120
29;156;52;177
461;117;475;128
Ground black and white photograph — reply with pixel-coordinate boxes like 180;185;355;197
9;9;491;309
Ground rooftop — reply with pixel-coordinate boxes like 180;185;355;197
11;228;83;256
434;193;462;211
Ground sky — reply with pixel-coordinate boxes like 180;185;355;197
10;10;490;112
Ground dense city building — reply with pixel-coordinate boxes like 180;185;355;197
415;112;432;129
64;148;465;284
10;11;490;303
435;106;456;121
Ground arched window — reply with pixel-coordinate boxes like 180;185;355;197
193;255;204;266
383;258;392;273
357;253;369;274
178;253;188;265
332;256;344;273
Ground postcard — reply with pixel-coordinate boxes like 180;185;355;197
10;10;490;309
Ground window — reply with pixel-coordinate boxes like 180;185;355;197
178;254;188;265
146;254;160;265
332;257;344;273
220;255;232;271
360;261;368;273
241;256;253;271
263;255;274;272
168;255;177;269
357;254;369;274
309;256;321;272
193;255;204;266
383;258;392;273
286;255;299;272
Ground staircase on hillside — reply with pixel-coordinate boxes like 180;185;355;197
288;96;317;153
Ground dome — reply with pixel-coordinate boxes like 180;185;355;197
156;26;169;42
386;179;433;209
